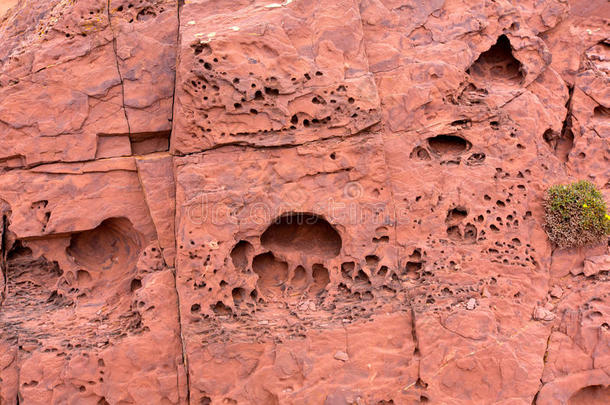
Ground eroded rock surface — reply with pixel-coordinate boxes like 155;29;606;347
0;0;608;404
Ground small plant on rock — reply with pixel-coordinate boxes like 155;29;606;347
544;180;610;248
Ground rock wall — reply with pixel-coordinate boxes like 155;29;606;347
0;0;608;404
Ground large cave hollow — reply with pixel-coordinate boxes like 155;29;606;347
260;212;342;259
467;34;524;84
66;217;143;276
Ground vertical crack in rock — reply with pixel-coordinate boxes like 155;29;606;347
15;348;21;405
558;84;575;162
170;0;184;130
172;2;190;402
531;329;554;404
410;305;425;394
107;0;131;135
173;267;190;404
543;84;575;163
1;213;7;307
352;0;400;249
410;306;420;356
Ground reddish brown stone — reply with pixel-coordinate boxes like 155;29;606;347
0;0;608;404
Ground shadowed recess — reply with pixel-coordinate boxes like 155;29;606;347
230;240;253;270
467;34;524;83
66;217;143;275
252;252;288;297
260;213;342;259
427;135;471;155
568;385;610;405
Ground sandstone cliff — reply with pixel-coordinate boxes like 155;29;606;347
0;0;608;404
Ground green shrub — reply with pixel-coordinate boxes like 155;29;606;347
544;180;610;248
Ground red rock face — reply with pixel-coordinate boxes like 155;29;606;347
0;0;609;404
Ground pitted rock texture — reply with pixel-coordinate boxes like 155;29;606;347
0;0;609;404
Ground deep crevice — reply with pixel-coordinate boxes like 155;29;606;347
172;120;379;157
542;85;574;163
410;305;425;398
1;212;8;307
531;329;554;404
557;85;575;163
410;306;420;356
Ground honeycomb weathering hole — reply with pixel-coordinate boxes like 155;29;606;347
291;265;307;290
260;213;342;259
468;35;524;84
230;240;253;270
446;207;468;225
311;264;330;294
252;252;288;297
427;135;471;155
67;217;142;274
